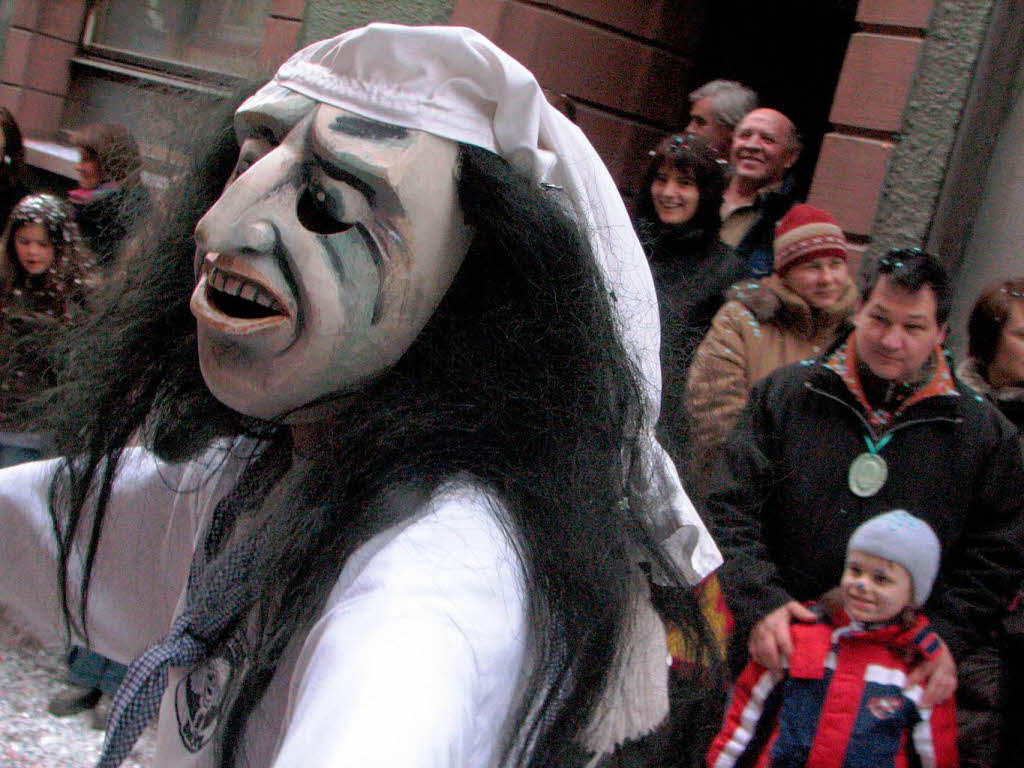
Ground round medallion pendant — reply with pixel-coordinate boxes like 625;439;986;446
848;452;888;497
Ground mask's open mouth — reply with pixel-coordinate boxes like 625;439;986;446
190;256;293;338
206;265;286;319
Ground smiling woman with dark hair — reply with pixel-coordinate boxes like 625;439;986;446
633;133;745;466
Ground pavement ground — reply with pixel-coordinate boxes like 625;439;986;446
0;607;154;767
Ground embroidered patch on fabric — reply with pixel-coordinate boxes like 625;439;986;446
175;631;247;753
867;695;904;720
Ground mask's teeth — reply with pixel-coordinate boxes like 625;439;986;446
209;267;286;314
223;275;243;296
253;289;279;310
239;282;258;303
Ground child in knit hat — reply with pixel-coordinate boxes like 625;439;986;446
707;510;959;767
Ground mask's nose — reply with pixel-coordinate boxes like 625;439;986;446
195;219;276;256
194;145;296;257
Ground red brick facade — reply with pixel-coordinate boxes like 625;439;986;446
807;1;934;247
450;0;706;196
0;0;88;137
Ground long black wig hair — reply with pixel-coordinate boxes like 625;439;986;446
27;88;717;767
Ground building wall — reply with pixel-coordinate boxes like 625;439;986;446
929;0;1023;317
868;0;1000;262
807;0;1011;275
299;0;454;45
945;60;1024;353
450;0;709;197
0;0;88;138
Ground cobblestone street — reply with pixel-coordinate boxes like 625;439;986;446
0;609;154;767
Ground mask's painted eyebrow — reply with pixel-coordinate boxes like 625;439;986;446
329;115;410;141
235;111;288;145
307;123;407;211
247;124;278;144
306;144;380;207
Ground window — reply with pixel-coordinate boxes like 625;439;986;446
83;0;273;80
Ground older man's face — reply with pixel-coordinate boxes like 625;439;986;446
685;97;732;160
729;108;799;187
190;86;471;420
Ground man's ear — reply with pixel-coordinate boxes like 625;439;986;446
784;145;801;172
937;323;947;346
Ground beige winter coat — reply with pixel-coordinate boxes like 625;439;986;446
684;274;858;488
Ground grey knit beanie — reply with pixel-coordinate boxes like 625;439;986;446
847;510;941;606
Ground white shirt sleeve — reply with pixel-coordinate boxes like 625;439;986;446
272;484;528;768
0;447;237;662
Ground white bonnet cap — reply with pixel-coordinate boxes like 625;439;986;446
248;23;720;583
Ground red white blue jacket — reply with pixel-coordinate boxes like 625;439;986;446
707;607;959;768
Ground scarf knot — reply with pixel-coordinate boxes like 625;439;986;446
98;613;209;768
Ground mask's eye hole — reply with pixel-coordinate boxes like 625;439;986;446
296;187;353;235
231;137;274;184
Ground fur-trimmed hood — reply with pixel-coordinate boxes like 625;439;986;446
956;357;1024;402
724;273;857;336
956;357;1024;434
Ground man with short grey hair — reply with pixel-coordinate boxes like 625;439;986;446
685;79;758;160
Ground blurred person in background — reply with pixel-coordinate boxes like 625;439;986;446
958;277;1024;437
0;194;93;465
684;80;758;162
0;193;115;726
69;122;151;270
956;276;1024;767
0;107;30;229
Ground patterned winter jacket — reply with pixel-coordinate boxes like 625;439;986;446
684;274;856;489
707;609;959;768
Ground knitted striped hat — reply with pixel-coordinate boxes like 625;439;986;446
773;204;847;274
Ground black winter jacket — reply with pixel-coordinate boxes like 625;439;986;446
706;352;1024;666
636;219;746;468
733;174;798;279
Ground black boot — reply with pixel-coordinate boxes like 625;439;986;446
47;684;102;716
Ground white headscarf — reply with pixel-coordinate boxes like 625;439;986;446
246;22;721;583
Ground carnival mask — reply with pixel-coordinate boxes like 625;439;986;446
191;86;472;419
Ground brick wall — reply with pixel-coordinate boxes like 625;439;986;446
806;0;934;255
0;0;88;138
450;0;708;196
262;0;305;69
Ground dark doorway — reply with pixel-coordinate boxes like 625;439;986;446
689;0;860;198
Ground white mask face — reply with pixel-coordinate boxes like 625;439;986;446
191;91;471;420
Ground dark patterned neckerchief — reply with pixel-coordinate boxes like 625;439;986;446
97;438;291;768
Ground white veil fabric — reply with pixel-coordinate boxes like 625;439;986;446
251;22;721;584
